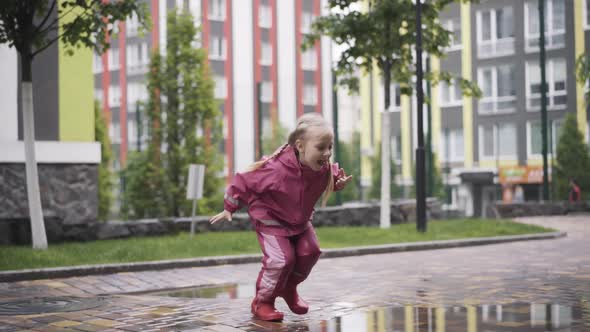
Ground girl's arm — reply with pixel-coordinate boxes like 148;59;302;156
332;163;353;192
224;166;277;213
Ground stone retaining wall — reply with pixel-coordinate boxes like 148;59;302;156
493;201;590;219
2;199;442;244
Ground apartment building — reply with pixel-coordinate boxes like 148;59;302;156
359;0;590;216
94;0;334;179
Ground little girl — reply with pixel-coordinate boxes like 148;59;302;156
210;113;352;321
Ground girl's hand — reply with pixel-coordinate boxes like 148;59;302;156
209;210;233;224
335;169;353;190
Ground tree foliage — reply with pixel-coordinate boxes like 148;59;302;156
327;132;362;205
554;113;590;201
369;142;402;200
122;9;223;218
0;0;148;59
94;101;113;221
303;0;480;97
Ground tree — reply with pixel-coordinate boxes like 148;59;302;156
94;101;113;221
304;0;480;228
369;141;402;201
0;0;147;248
327;133;362;205
123;9;223;218
261;121;289;156
554;113;590;201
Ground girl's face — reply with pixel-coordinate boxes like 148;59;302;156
296;126;334;171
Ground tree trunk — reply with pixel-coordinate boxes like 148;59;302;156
380;60;391;229
21;51;48;249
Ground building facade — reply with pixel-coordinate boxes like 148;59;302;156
95;0;334;180
359;0;590;216
0;10;100;227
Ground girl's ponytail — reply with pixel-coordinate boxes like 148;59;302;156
320;163;334;207
246;143;289;172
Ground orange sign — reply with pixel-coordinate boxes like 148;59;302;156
499;166;549;184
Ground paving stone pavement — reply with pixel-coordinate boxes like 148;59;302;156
0;215;589;331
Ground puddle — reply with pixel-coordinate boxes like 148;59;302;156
149;283;255;299
306;302;589;332
149;285;589;331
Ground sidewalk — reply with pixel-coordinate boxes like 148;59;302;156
0;215;587;331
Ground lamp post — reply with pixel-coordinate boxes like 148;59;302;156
539;0;550;201
415;0;427;232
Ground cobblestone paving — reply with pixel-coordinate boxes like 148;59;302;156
0;215;589;331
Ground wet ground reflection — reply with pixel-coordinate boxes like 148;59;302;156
303;302;589;332
151;284;590;331
149;283;255;299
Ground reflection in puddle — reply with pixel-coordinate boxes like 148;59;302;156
310;302;587;332
150;283;255;299
151;285;589;331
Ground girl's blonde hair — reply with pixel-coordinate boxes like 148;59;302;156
246;113;334;207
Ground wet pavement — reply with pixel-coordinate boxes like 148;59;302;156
0;215;589;331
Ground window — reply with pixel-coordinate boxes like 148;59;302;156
302;47;317;70
259;5;272;28
585;0;590;30
391;135;402;163
127;83;147;107
209;0;225;20
527;119;563;156
479;123;517;159
303;84;317;105
476;7;514;58
108;85;121;107
127;44;149;74
214;76;227;99
388;84;402;111
126;13;140;37
441;129;464;162
93;52;103;73
107;48;120;70
209;36;226;60
261;81;273;102
478;65;517;114
110;122;121;144
524;0;565;51
94;89;103;104
526;59;566;110
445;18;462;50
260;42;272;66
440;78;462;107
301;12;313;34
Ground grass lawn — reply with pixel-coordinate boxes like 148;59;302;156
0;219;553;271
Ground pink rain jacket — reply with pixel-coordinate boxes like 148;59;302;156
224;145;345;236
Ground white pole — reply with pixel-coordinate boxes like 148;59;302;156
380;109;391;228
190;199;197;237
22;82;47;249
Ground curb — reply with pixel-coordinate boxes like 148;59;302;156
0;231;566;282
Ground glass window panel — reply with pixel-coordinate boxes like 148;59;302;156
483;126;495;157
498;65;515;97
455;129;464;158
528;1;539;34
553;0;565;30
441;81;450;103
531;121;542;154
553;95;567;105
482;69;493;97
481;11;491;40
497;7;514;39
499;124;516;156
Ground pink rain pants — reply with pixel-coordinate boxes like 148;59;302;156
254;226;322;303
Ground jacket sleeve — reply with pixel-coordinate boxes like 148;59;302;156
331;162;347;192
224;165;278;213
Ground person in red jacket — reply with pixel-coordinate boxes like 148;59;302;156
210;113;352;321
569;178;582;202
